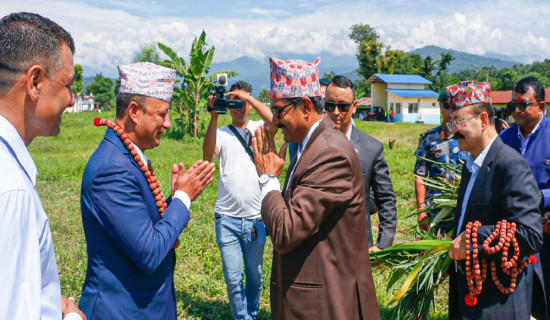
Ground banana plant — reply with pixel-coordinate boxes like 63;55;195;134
158;31;237;137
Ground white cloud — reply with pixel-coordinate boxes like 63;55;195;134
1;0;550;76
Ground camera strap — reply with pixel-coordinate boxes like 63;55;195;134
228;125;255;164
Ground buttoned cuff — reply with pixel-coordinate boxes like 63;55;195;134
174;190;191;210
542;189;550;209
64;312;83;320
260;177;280;201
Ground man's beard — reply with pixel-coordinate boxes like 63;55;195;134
278;124;286;129
454;132;465;140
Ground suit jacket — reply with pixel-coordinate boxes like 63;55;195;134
262;116;380;320
79;129;190;320
350;126;397;249
449;136;544;320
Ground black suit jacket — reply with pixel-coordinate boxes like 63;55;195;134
350;126;397;249
449;136;544;320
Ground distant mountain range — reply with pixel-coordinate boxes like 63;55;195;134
82;45;547;95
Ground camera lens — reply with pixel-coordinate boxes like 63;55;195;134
218;74;227;86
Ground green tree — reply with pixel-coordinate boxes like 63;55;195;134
357;40;383;80
421;56;436;81
437;52;455;75
349;23;379;44
72;64;83;94
354;80;368;100
158;31;237;137
133;43;161;64
322;71;336;81
258;88;270;103
86;73;115;109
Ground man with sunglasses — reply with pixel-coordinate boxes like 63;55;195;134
324;75;397;252
500;75;550;314
252;57;380;320
445;81;544;319
415;88;468;231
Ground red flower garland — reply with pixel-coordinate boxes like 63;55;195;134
94;117;179;249
464;219;535;306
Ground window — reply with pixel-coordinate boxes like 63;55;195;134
396;103;401;113
408;103;418;113
432;102;436;107
390;103;394;109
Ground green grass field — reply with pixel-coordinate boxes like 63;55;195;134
30;109;449;319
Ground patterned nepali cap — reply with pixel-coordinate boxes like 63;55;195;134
269;57;321;99
118;62;177;102
446;81;492;112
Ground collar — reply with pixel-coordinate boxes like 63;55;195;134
299;119;323;154
516;115;543;141
0;114;37;185
465;134;498;173
345;123;353;141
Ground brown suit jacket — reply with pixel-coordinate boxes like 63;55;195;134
262;116;380;320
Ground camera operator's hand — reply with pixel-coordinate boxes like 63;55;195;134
207;93;218;117
228;91;279;134
252;125;286;177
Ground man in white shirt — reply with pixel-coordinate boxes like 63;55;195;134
203;80;274;320
0;12;85;320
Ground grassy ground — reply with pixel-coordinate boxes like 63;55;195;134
30;109;449;319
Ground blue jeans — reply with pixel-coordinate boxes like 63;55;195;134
215;213;266;320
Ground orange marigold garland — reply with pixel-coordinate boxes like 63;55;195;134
94;117;179;249
464;219;536;306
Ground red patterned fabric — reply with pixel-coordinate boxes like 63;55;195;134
269;56;321;99
446;81;492;112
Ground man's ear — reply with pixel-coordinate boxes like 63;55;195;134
25;65;46;102
351;100;358;115
300;97;313;119
127;101;142;124
480;111;490;129
539;101;546;113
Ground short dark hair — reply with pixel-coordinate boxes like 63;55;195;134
116;93;148;118
470;102;495;124
0;12;75;95
513;76;545;102
230;80;252;94
328;75;355;98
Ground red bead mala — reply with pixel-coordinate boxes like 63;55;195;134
464;219;536;306
94;117;179;249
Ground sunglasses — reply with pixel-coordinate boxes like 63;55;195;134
507;100;538;112
325;101;353;112
272;100;297;118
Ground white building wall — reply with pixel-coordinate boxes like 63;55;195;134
371;83;388;107
387;83;426;90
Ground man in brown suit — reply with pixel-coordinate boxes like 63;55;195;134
251;57;380;319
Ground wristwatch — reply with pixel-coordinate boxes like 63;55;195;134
259;173;277;186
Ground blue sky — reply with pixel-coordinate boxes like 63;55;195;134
1;0;549;76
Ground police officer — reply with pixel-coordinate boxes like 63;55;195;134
414;88;468;231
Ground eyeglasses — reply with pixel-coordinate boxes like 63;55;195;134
272;100;297;118
507;100;538;112
325;101;353;112
446;113;481;132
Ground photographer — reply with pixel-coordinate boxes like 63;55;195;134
203;80;274;320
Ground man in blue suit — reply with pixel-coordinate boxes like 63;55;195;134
79;62;215;320
500;75;549;318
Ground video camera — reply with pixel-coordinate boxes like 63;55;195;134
207;74;243;114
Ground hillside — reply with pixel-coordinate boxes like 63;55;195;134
409;45;518;73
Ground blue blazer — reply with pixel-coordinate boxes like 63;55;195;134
501;116;550;209
79;129;190;320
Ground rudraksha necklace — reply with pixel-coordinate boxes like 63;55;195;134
94;117;179;249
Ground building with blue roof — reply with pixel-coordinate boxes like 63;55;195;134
366;73;440;124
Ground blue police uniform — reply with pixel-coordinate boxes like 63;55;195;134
414;125;468;228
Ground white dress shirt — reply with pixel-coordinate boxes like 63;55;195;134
0;115;63;319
